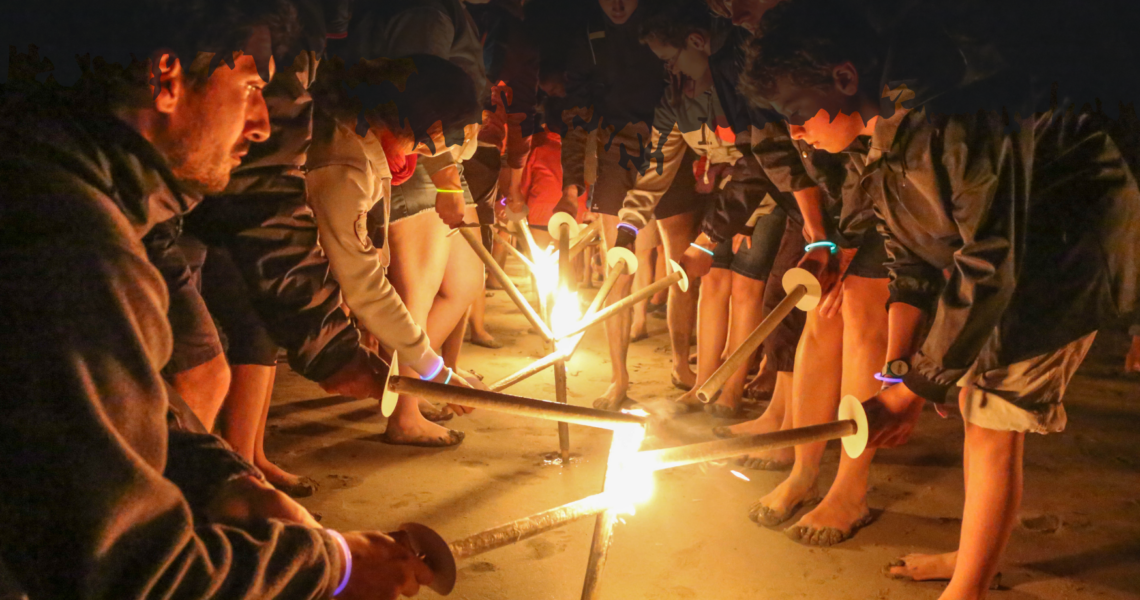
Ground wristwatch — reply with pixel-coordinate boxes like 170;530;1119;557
884;359;910;379
874;359;909;386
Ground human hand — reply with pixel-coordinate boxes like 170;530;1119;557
562;185;580;211
434;366;477;416
1125;335;1140;374
435;190;466;227
732;232;751;254
679;242;715;279
506;186;527;215
613;223;638;252
797;245;839;298
318;348;388;400
206;475;320;528
862;384;925;448
336;531;434;600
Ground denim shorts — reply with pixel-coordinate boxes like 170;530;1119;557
710;205;788;281
389;161;476;223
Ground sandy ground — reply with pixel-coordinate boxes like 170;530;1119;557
270;259;1140;600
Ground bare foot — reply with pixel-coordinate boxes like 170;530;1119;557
416;398;454;422
469;331;503;349
887;552;957;581
706;387;742;418
744;367;777;401
592;380;629;411
630;319;649;342
670;366;696;391
257;460;319;498
383;414;464;447
749;472;819;526
784;491;872;546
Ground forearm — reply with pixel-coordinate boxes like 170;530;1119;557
792;186;828;243
886;302;926;362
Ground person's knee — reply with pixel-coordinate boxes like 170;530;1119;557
703;269;732;297
731;274;765;299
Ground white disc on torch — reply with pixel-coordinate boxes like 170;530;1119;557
668;258;690;292
381;352;400;417
547;213;580;242
504;204;530;223
605;246;639;275
838;395;869;459
782;267;822;311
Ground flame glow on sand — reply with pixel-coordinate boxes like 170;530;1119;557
605;410;653;515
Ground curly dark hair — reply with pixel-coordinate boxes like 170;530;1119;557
313;54;481;153
6;0;307;107
639;0;715;49
739;0;881;102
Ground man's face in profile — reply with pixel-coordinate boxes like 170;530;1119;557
599;0;637;25
159;27;276;194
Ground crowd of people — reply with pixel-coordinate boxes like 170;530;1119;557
1;0;1138;598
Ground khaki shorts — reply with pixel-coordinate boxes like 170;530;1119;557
958;331;1097;434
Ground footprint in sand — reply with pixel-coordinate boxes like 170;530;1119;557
323;474;363;490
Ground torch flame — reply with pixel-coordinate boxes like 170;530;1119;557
604;410;654;515
551;287;583;353
530;246;560;301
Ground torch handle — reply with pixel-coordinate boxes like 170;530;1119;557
557;269;683;341
636;419;857;472
388;377;648;429
558;222;573;290
695;284;807;403
569;219;603;259
460;227;555;342
448;493;611;560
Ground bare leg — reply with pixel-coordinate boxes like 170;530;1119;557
785;276;888;544
939;422;1022;599
675;267;730;409
889;432;970;582
650;245;669;307
750;302;843;524
217;363;314;494
385;211;461;444
710;273;766;415
629;245;655;342
594;214;634;410
171;353;231;431
657;212;699;389
468;289;499;347
219;364;274;461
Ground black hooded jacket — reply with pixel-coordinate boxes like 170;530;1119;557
854;5;1140;402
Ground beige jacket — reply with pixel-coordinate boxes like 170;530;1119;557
306;121;434;368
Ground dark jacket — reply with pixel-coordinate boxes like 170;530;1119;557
148;0;362;383
867;99;1140;402
560;1;667;190
0;95;342;599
